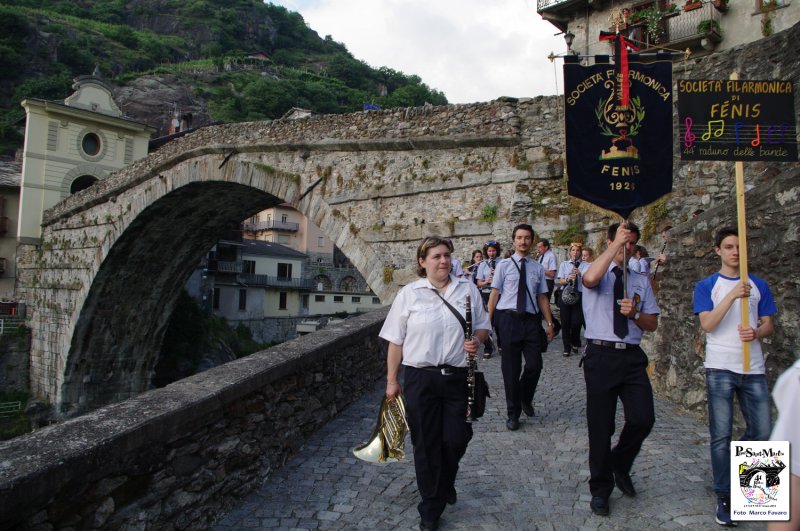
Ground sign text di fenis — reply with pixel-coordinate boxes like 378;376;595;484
678;79;797;161
563;54;673;219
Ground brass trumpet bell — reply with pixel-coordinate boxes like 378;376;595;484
352;394;409;463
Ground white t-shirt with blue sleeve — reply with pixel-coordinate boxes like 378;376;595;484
693;273;777;375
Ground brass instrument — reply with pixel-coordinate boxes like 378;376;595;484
465;295;478;422
352;394;409;463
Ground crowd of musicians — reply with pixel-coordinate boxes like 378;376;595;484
378;223;798;531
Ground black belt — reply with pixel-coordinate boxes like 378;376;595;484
418;365;467;375
588;339;638;350
498;309;540;319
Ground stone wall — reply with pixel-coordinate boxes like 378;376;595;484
0;330;30;394
0;309;388;530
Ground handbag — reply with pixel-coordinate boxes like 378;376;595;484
431;289;490;419
561;283;579;306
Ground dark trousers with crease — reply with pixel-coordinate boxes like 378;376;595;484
582;343;655;499
495;310;543;419
403;366;473;523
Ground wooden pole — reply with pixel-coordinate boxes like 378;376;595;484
731;71;751;372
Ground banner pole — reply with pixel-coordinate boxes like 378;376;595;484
730;71;751;373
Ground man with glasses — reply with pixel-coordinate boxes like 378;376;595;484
536;239;557;303
580;222;659;517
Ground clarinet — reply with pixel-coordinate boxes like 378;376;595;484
465;295;478;423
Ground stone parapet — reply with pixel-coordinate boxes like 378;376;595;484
0;308;388;530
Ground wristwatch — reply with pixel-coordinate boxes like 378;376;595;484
546;322;554;328
632;311;641;321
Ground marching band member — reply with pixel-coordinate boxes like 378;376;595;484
380;236;490;531
581;222;659;517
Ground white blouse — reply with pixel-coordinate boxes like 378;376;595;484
379;275;491;368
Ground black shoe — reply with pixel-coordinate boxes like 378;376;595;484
419;518;439;531
483;353;492;359
590;496;609;516
446;488;457;505
506;417;520;430
562;351;571;357
613;470;637;497
521;402;535;417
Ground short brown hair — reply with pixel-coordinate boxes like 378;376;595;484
416;236;454;277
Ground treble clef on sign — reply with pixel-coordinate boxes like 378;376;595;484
684;117;696;148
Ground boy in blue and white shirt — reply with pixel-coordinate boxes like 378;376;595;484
693;226;777;527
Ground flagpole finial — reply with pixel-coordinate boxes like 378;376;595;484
608;8;628;34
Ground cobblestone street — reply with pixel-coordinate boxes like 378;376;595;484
214;340;766;530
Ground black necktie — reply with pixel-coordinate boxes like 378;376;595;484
613;266;628;339
490;259;495;270
517;258;527;312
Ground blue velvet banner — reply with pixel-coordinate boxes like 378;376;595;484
563;54;673;219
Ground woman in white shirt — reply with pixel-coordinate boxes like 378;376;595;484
380;236;490;531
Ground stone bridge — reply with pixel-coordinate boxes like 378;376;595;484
17;97;565;416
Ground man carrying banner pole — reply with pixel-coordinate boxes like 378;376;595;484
562;22;674;516
580;221;660;516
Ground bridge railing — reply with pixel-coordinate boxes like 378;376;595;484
0;308;389;531
0;401;22;419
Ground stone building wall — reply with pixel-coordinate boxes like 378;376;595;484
0;309;387;530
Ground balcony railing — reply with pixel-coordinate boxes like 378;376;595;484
241;220;300;232
239;273;314;290
624;3;722;51
207;259;242;273
537;0;576;12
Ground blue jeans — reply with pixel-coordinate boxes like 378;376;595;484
706;368;772;495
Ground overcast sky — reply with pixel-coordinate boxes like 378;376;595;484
268;0;568;104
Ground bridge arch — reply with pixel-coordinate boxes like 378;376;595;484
22;152;389;415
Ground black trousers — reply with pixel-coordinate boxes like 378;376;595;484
495;310;543;419
403;366;473;522
545;279;555;303
479;291;494;354
582;343;655;499
558;292;583;353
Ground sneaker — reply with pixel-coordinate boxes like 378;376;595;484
563;351;571;357
483;352;492;359
715;495;737;526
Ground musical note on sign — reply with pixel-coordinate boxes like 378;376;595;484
684;117;696;148
750;124;761;147
701;120;725;141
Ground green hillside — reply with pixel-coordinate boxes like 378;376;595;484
0;0;448;155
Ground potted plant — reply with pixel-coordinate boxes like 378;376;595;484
697;18;721;36
630;4;669;42
684;0;702;11
713;0;729;11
